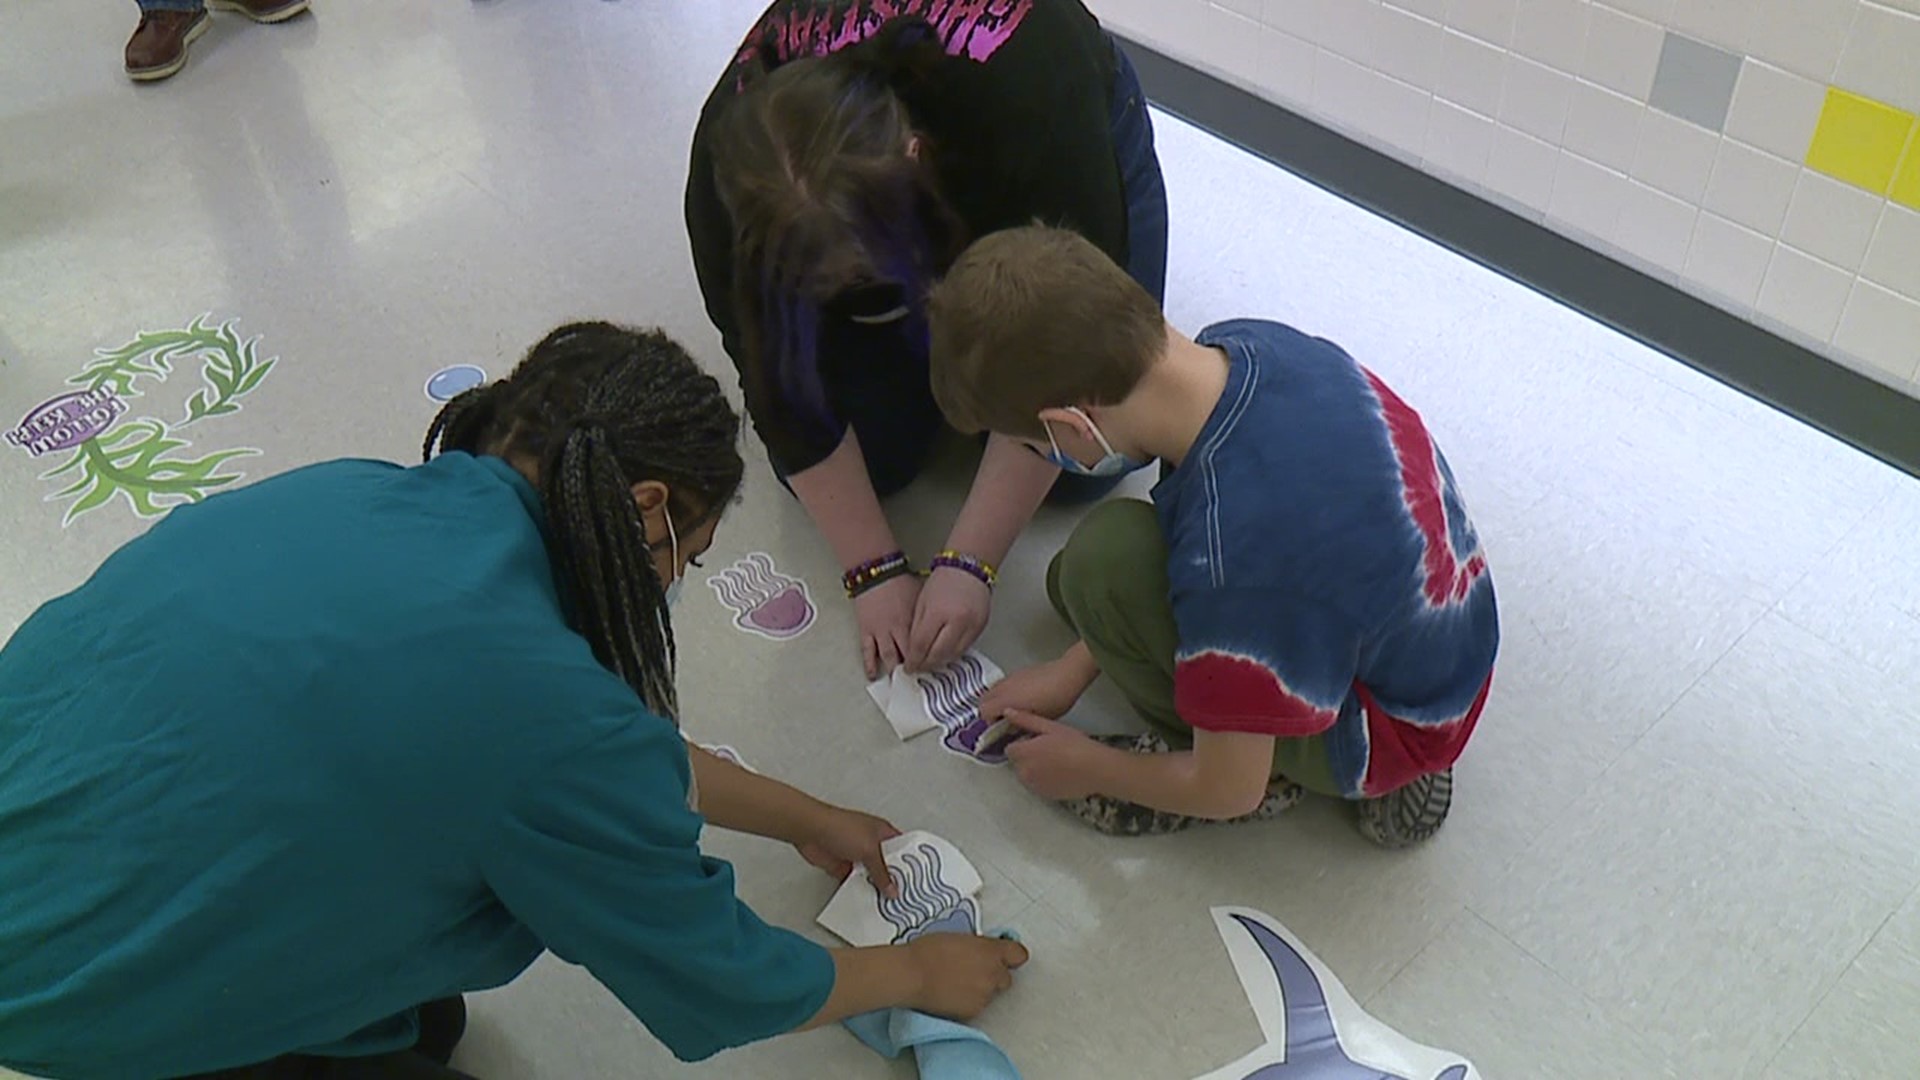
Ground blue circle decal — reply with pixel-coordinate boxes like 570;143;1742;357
424;364;487;403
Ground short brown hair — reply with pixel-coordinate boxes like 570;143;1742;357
928;226;1166;440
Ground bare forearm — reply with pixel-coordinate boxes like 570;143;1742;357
788;431;899;570
1090;747;1233;818
1057;641;1101;690
942;435;1057;565
1091;729;1274;820
798;947;923;1030
689;748;827;846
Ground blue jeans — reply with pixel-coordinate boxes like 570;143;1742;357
804;34;1170;503
138;0;205;11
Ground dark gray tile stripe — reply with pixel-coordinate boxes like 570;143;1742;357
1120;37;1920;478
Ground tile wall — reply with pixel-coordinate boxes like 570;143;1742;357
1091;0;1920;396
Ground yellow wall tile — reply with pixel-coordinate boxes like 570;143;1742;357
1806;88;1916;194
1894;131;1920;210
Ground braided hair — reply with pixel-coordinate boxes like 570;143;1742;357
423;322;744;721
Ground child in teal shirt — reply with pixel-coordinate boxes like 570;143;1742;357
0;323;1026;1079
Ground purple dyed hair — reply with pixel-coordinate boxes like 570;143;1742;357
713;16;965;433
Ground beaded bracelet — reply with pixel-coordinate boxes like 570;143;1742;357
843;551;912;598
929;549;998;590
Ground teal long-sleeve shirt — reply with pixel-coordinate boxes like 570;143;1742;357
0;453;834;1079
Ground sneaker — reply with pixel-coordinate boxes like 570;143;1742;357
125;9;211;82
208;0;311;23
1057;733;1303;837
1356;769;1453;848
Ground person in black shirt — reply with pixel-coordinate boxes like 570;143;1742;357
685;0;1167;682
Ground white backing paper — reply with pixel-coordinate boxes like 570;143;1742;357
1194;906;1478;1080
818;831;984;947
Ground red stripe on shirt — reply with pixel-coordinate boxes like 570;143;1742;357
1354;673;1492;796
1362;368;1487;608
1174;651;1340;737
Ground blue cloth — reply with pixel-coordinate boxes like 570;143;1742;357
844;1010;1020;1080
0;454;834;1079
843;928;1021;1080
1153;321;1501;798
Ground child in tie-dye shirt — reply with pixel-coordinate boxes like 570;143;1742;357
925;226;1498;846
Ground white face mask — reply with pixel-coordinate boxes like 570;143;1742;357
1044;407;1149;478
662;508;684;610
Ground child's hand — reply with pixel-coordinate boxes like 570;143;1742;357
906;567;992;672
905;934;1031;1021
796;805;902;898
980;650;1095;722
853;574;921;680
1002;711;1109;801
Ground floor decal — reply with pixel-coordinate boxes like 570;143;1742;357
867;651;1011;764
819;831;985;947
706;552;815;640
424;364;487;403
6;316;277;525
1196;907;1477;1080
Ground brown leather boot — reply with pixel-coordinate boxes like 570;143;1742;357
125;9;211;82
208;0;311;23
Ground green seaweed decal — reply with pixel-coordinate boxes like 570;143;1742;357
6;316;279;525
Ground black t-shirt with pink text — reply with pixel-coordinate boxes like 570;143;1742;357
685;0;1125;474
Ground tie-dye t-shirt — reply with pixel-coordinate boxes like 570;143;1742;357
1154;321;1499;799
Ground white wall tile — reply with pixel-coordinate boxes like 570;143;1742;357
1217;0;1265;20
1512;0;1595;70
1834;280;1920;382
1781;170;1887;272
1604;0;1678;21
1724;60;1828;161
1670;0;1754;53
1424;97;1499;184
1862;204;1920;298
1835;1;1920;113
1702;140;1801;234
1745;0;1860;82
1757;244;1857;341
1564;79;1647;171
1500;54;1578;142
1260;0;1325;39
1311;48;1434;158
1310;46;1375;137
1435;28;1510;116
1581;4;1666;98
1372;2;1447;89
1316;0;1382;62
1614;180;1701;276
1548;152;1632;238
1190;7;1263;95
1386;0;1449;19
1365;70;1439;157
1485;125;1562;212
1446;0;1521;45
1685;211;1774;309
1244;23;1319;106
1632;109;1721;202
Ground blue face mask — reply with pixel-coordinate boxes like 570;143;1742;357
660;507;685;610
1045;408;1146;478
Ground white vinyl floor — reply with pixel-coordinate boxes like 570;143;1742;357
3;2;1919;1077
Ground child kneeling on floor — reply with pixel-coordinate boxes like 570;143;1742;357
927;226;1498;847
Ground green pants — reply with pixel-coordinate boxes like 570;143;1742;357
1046;499;1343;797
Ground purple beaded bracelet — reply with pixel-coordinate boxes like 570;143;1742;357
929;549;998;590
